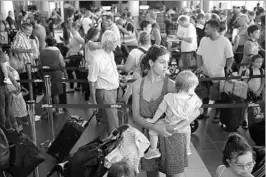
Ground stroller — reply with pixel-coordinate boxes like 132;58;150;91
47;125;131;177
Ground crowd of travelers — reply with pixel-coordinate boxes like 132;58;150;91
0;2;265;177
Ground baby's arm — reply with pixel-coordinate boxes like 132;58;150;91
145;96;169;124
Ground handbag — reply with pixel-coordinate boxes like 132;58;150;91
8;92;28;118
1;127;45;177
220;80;248;99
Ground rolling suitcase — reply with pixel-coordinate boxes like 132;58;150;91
219;92;244;132
47;113;95;162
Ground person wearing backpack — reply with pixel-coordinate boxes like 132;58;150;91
117;31;150;79
242;55;265;129
117;31;151;104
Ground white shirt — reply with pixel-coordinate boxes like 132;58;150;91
67;30;84;56
128;47;147;79
81;17;92;34
109;23;121;47
197;36;234;78
87;49;119;90
177;23;197;52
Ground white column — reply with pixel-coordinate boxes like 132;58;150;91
203;0;210;13
127;1;139;28
74;1;79;9
176;1;185;14
60;1;64;22
0;1;14;19
40;1;49;17
94;1;101;8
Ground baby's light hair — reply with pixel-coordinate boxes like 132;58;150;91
175;70;199;93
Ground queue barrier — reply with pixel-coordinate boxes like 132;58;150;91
18;74;265;84
35;102;264;109
24;74;263;177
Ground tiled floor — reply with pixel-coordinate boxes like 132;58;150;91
18;91;256;177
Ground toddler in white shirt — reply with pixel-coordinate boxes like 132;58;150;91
144;70;202;159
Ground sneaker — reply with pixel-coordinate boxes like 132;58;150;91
143;148;161;159
3;78;12;84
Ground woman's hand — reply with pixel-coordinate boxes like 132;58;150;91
152;123;173;137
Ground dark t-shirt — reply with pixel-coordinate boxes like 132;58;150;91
6;16;15;28
196;27;205;46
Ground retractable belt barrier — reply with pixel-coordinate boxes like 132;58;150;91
35;101;264;110
18;74;265;84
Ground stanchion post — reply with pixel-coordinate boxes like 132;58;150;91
26;63;34;101
27;100;39;177
44;75;55;141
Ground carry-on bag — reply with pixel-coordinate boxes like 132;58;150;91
0;127;44;177
47;125;130;177
219;92;244;132
47;113;96;162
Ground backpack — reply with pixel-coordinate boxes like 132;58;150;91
0;127;10;170
242;66;263;82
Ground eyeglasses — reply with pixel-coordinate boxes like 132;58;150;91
232;160;256;169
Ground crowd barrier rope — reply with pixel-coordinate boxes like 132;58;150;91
18;74;265;84
21;63;265;111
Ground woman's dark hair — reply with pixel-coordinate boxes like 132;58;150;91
45;37;57;47
85;27;100;43
107;161;136;177
247;25;260;36
251;54;264;63
140;44;168;77
222;133;253;167
140;20;151;31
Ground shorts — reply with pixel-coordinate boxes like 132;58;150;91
208;81;221;101
149;119;191;136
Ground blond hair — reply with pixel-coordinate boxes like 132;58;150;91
101;30;117;46
175;70;199;93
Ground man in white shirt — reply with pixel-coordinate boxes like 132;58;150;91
176;15;197;68
196;19;234;122
88;30;119;136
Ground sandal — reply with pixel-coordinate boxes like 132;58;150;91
197;114;209;120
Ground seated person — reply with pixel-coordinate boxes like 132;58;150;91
216;133;255;177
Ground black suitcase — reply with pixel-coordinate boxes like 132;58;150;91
219;92;244;132
47;113;95;162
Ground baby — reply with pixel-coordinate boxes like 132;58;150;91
0;47;12;84
144;70;202;159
